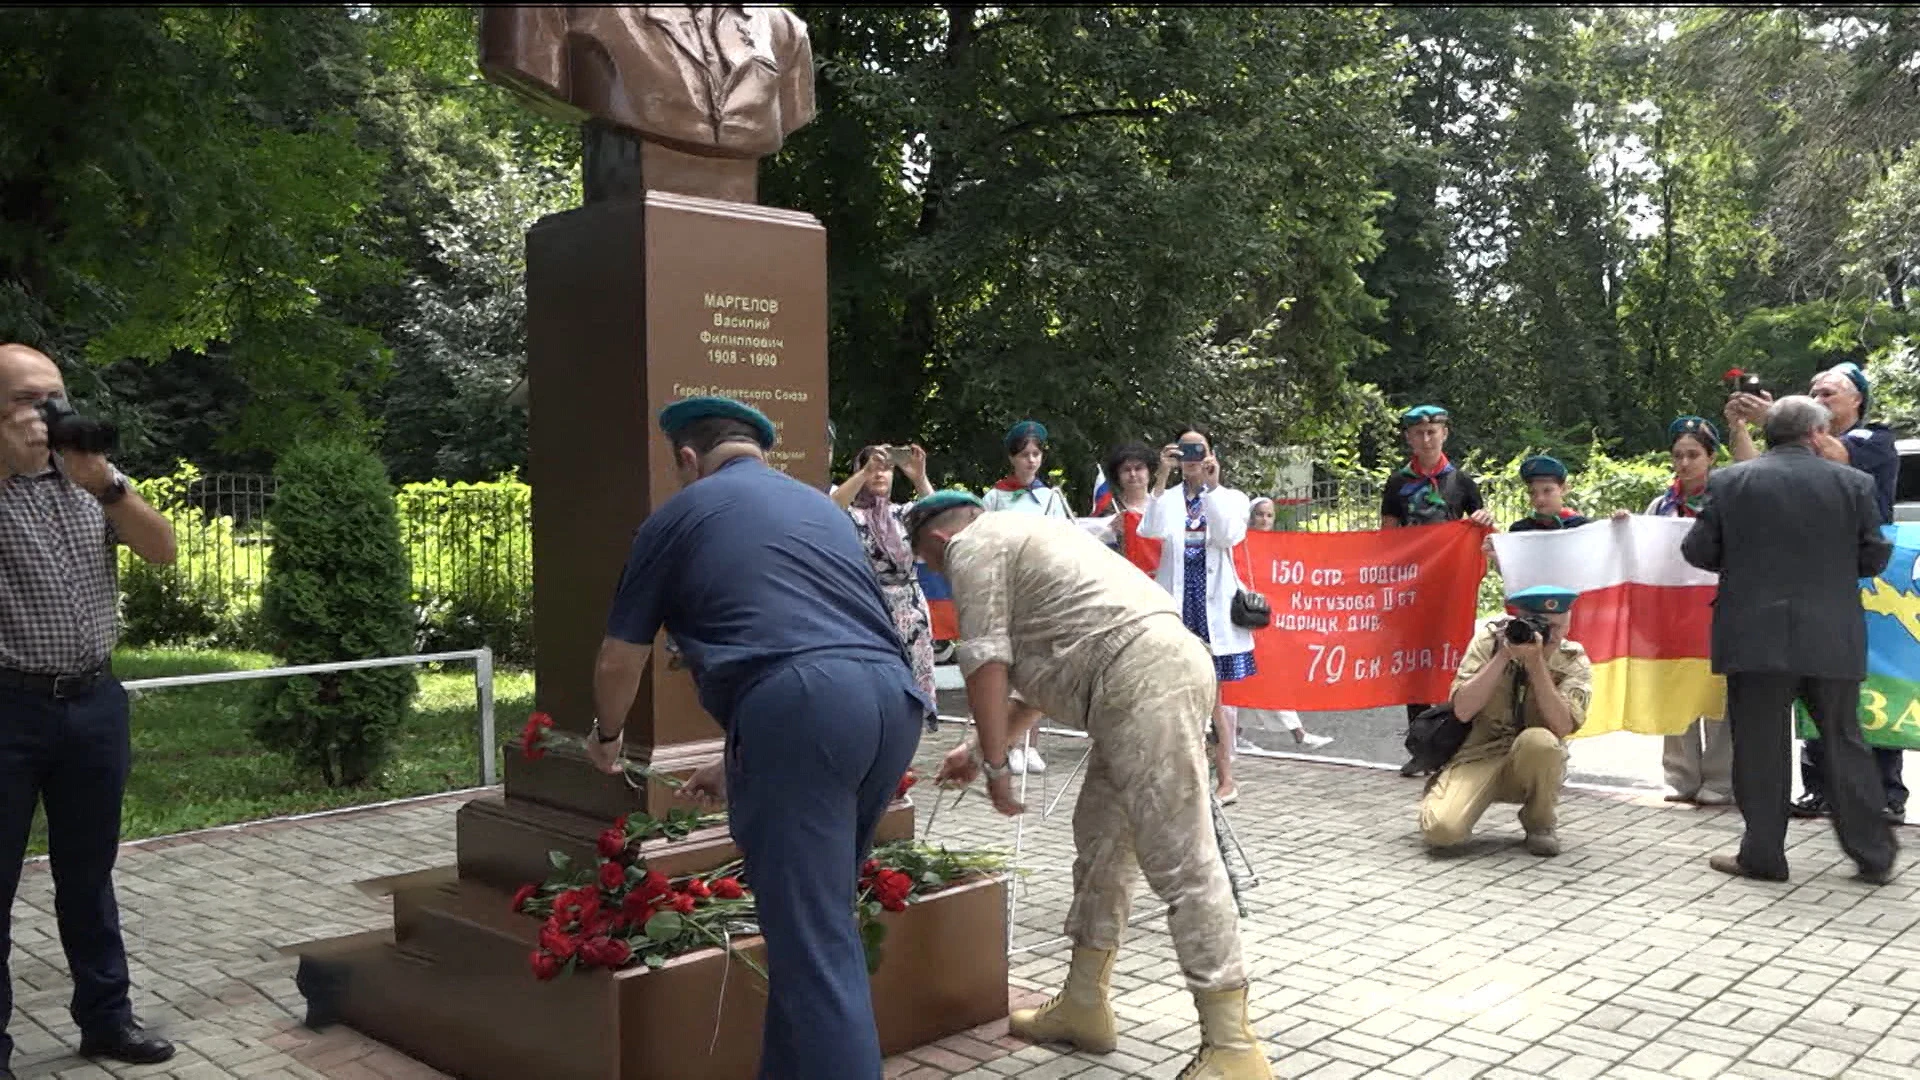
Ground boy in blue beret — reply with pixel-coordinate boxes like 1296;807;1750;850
1508;456;1590;532
589;395;931;1079
1419;584;1592;858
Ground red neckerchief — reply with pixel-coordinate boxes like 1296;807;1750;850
992;476;1046;492
1531;507;1580;523
1407;452;1451;480
1661;479;1708;518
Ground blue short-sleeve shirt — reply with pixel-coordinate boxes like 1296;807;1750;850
1844;423;1897;524
606;456;926;726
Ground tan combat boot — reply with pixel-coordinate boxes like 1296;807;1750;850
1177;985;1273;1079
1009;947;1118;1053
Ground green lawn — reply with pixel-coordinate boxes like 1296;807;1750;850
27;648;534;855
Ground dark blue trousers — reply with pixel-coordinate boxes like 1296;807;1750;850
0;680;134;1065
724;656;923;1080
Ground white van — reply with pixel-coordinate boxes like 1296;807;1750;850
1898;439;1920;523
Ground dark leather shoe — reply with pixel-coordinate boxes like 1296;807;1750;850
1790;794;1829;819
1887;803;1907;825
1709;853;1788;881
1399;759;1427;778
80;1022;175;1065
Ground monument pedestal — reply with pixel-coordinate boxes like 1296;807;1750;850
293;189;1009;1075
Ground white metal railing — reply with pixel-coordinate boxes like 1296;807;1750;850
122;647;499;786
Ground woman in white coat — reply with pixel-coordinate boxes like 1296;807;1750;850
1142;426;1257;803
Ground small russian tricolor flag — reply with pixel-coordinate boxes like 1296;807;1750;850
1091;465;1113;516
916;562;959;640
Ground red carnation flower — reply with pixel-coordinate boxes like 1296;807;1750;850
871;868;913;912
860;859;879;878
598;862;628;892
637;870;671;902
711;877;745;900
621;892;657;924
1724;368;1744;380
684;878;711;900
538;925;580;961
669;892;697;915
530;950;563;981
597;827;629;860
521;712;555;760
554;887;600;926
580;936;633;969
894;769;919;799
510;883;538;913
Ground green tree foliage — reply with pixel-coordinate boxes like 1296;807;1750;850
253;440;417;787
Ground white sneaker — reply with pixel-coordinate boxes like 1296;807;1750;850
1024;746;1047;773
1300;733;1333;750
1007;747;1027;775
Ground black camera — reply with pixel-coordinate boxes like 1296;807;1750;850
35;396;117;455
1504;615;1550;646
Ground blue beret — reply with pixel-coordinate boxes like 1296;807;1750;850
903;490;985;543
1832;361;1870;400
1668;415;1720;448
1518;455;1567;482
1399;405;1450;429
1508;585;1577;616
657;396;777;450
1004;420;1049;452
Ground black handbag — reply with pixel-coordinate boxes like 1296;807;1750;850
1403;704;1469;774
1229;540;1272;629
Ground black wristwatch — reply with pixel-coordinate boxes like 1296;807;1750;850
95;472;128;506
591;717;623;743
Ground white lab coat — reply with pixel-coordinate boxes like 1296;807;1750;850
1140;484;1255;657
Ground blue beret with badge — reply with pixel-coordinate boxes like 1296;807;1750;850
657;395;778;450
1507;585;1577;616
1518;455;1567;482
1004;420;1049;453
903;490;985;544
1667;415;1720;450
1399;404;1450;429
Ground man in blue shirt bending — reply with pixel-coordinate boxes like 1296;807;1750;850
585;395;929;1080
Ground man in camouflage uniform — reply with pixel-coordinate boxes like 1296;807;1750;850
912;491;1269;1080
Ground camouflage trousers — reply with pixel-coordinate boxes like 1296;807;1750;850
1063;617;1248;992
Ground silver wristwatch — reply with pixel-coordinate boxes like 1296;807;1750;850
971;744;1012;781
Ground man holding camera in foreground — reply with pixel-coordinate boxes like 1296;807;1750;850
1419;586;1592;857
0;344;178;1076
915;491;1271;1080
1681;395;1896;884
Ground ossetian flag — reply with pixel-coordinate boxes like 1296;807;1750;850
1490;516;1721;738
1796;523;1920;750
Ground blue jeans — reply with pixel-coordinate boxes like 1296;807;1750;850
0;679;135;1065
724;656;923;1080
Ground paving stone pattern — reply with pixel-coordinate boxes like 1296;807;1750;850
9;725;1919;1078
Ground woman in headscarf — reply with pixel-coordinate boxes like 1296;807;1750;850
978;420;1071;773
830;444;938;723
1142;426;1257;804
1629;417;1733;806
1092;441;1164;575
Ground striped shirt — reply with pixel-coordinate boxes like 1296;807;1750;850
0;467;118;673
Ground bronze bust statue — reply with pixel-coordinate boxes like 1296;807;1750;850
481;5;816;203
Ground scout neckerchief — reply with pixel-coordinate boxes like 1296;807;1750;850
1183;485;1211;551
1528;507;1582;528
1654;478;1708;518
1395;453;1455;515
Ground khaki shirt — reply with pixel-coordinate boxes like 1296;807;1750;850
945;513;1183;728
1448;618;1593;766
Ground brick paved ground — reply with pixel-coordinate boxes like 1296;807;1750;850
10;727;1920;1078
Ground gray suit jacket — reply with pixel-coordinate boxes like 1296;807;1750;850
1681;445;1892;679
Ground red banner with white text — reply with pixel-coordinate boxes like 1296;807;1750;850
1219;521;1487;711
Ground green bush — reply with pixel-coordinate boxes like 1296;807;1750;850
398;476;533;665
252;440;419;787
119;463;267;648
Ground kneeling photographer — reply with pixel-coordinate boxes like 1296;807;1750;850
1418;586;1592;858
0;344;178;1076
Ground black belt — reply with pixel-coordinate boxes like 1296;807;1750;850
0;664;112;700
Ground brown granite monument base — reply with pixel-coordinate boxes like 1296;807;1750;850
293;795;1009;1080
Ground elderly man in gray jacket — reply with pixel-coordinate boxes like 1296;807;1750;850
1681;395;1898;884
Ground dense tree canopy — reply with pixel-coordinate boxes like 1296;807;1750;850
4;6;1920;493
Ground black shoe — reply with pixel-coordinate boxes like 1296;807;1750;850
1887;803;1907;825
1790;793;1830;819
79;1022;175;1066
1399;759;1427;778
